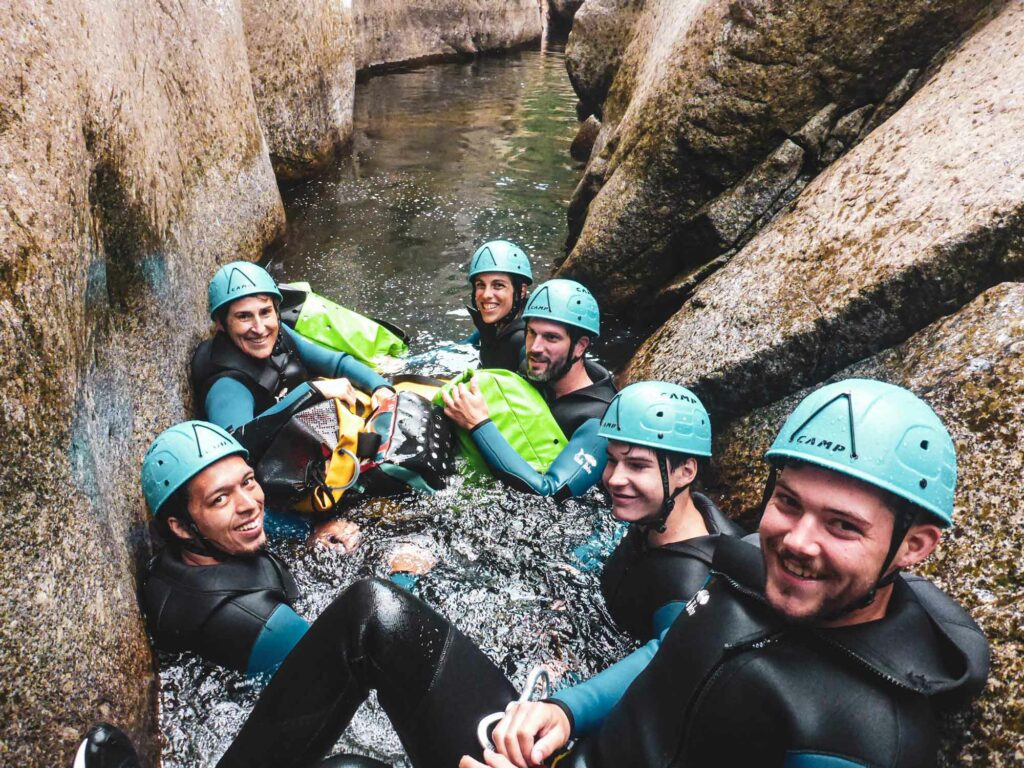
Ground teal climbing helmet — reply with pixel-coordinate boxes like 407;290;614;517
208;261;282;318
468;240;534;284
765;379;956;527
599;381;712;457
141;421;249;517
522;278;600;337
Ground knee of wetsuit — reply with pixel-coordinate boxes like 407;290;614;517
325;577;422;641
320;755;392;768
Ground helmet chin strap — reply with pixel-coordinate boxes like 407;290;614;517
636;453;689;534
174;516;260;562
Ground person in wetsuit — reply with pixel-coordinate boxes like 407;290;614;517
464;240;533;371
192;261;393;433
139;421;311;678
208;379;987;768
191;261;395;548
443;279;616;500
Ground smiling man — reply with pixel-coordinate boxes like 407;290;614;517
443;278;616;499
139;421;310;677
464;379;990;768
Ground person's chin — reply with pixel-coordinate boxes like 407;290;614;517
244;343;273;359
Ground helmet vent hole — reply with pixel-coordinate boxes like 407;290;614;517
657;433;664;439
920;440;929;450
919;479;928;489
157;460;163;466
163;480;170;486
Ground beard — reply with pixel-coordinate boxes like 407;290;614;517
526;349;575;383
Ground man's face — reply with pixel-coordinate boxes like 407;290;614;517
182;455;266;556
524;318;585;383
220;294;279;359
759;462;896;624
603;442;664;522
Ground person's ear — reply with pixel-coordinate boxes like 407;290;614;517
670;457;699;489
893;523;942;570
166;516;195;541
572;335;591;359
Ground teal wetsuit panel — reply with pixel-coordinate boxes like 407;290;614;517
784;754;869;768
246;604;310;678
552;602;686;736
282;325;388;391
470;418;607;499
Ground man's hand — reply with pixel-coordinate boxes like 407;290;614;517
442;378;490;430
311;378;358;410
308;518;362;553
461;701;571;768
370;386;396;412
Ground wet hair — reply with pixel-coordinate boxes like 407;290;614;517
151;484;193;550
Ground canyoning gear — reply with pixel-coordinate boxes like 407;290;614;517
216;578;519;768
600;493;743;641
764;378;957;614
522;279;600;337
141;421;248;517
192;327;310;423
279;282;408;368
437;361;615;499
208;261;282;319
141;548;305;675
467;240;534;285
194;324;389;431
553;537;989;767
256;379;453;513
75;723;141;768
599;381;712;531
598;381;711;457
435;369;568;475
477;666;551;752
765;379;956;527
547;359;617;437
467;309;526;371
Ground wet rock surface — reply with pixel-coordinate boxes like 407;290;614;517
240;0;357;180
353;0;547;71
626;1;1024;416
0;0;284;763
707;282;1024;765
557;0;993;316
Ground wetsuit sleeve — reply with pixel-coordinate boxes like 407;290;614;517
204;377;257;430
469;418;607;499
245;605;310;678
229;384;324;462
463;329;481;347
283;325;390;393
551;602;686;737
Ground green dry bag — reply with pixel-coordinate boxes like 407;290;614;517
279;282;409;368
434;369;568;475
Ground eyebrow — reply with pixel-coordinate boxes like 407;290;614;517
775;476;873;527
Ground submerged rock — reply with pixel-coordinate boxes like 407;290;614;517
0;0;284;763
557;0;993;316
353;0;547;72
707;282;1024;764
240;0;356;180
626;0;1024;417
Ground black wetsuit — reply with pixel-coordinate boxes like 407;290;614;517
215;537;988;768
141;549;304;675
599;492;745;641
468;307;526;372
545;359;616;438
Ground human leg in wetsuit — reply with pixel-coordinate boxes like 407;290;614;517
217;578;518;768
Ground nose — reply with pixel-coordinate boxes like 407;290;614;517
236;484;261;514
781;511;822;559
252;314;267;334
527;334;545;354
603;461;629;489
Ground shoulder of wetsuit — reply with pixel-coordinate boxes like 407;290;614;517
601;529;722;641
140;549;299;672
693;492;746;538
191;332;277;415
230;384;324;462
824;574;989;707
480;319;526;371
709;535;767;592
549;361;617;437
